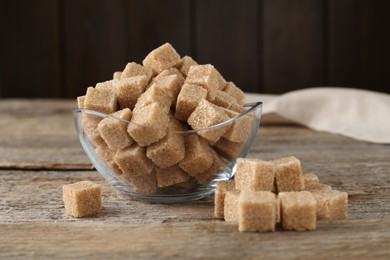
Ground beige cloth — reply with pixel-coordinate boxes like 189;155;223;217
245;87;390;144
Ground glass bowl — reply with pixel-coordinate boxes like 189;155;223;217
72;102;262;203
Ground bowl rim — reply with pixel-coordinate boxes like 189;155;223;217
72;101;262;134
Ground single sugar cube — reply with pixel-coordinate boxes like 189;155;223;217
114;75;149;110
120;62;154;82
213;138;244;160
194;147;226;184
235;158;275;191
62;181;101;218
224;190;241;222
82;113;106;148
175;83;208;121
312;189;348;220
151;67;185;86
155;165;190;188
152;74;183;107
127;103;170;146
186;64;220;100
223;108;253;143
142;43;181;74
114;145;154;177
95;80;116;90
77;95;85;108
213;90;237;109
273;156;305;192
188;99;230;144
95;145;123;176
177;55;197;77
303;173;320;185
84;87;117;114
214;180;236;218
178;134;213;176
279;191;317;231
146;118;185;168
238;190;276;232
223;81;245;105
305;182;332;192
230;103;247;113
122;170;158;194
113;71;122;80
97;108;133;151
135;83;172;112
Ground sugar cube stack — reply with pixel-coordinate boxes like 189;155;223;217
215;156;348;233
77;42;253;194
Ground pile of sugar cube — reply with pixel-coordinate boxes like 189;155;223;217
215;156;348;232
77;43;254;194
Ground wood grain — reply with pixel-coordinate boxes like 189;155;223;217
195;0;259;93
0;0;61;98
263;0;325;93
0;99;92;169
1;100;389;258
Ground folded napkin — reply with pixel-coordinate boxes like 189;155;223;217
246;87;390;144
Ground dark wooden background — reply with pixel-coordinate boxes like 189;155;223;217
1;0;389;98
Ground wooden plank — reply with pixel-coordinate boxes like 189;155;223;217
1;219;390;259
328;0;390;94
263;0;325;94
62;0;128;98
128;0;191;63
0;0;61;98
0;100;92;170
195;0;259;93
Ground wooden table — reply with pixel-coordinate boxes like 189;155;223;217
1;100;389;259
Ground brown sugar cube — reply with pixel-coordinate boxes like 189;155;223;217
113;71;122;80
114;75;149;110
77;95;85;108
82;113;106;148
194;148;226;184
155;165;190;188
214;68;227;90
213;90;237;109
175;83;208;121
146;118;185;168
142;43;181;74
97;108;133;151
303;173;320;185
273;156;305;192
238;191;276;232
230;103;247;113
214;180;236;218
152;74;183;107
114;145;154;177
312;190;348;220
122;170;158;194
223;81;245;105
224;190;241;222
95;145;123;176
186;64;220;100
213;138;244;160
135;83;172;112
95;80;116;90
235;158;275;191
151;67;185;86
127;103;170;146
84;87;117;114
178;134;214;176
188;99;230;144
62;181;101;218
223;109;253;143
177;55;197;77
304;182;332;193
279;191;317;231
121;62;154;82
